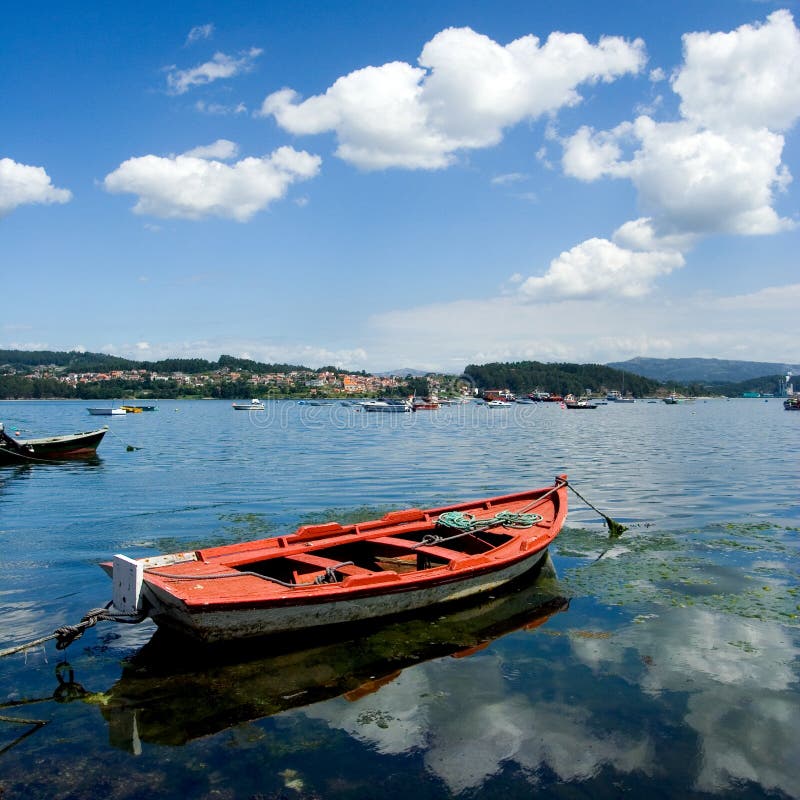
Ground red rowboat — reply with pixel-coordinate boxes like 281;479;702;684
104;476;568;643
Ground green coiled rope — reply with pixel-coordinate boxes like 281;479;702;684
437;509;543;532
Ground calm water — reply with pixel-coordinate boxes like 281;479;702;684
1;398;798;799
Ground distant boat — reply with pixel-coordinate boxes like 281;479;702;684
412;397;440;410
232;399;265;411
88;407;127;416
784;397;800;410
663;394;684;405
486;400;513;408
361;399;413;413
101;477;569;643
606;391;634;403
564;399;597;409
121;404;158;413
1;422;108;464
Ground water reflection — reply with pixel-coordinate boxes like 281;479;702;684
567;606;800;797
95;566;568;751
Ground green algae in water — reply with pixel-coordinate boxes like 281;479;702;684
554;523;800;626
298;505;398;526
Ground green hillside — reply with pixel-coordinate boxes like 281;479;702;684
607;357;798;384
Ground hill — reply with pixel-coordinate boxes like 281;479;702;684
607;357;798;384
463;361;662;397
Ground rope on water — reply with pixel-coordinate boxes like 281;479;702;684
564;481;628;538
0;603;147;659
103;425;142;452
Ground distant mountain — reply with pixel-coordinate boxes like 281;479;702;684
607;357;799;384
376;368;435;377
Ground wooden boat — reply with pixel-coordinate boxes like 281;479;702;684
232;399;265;410
121;404;157;412
88;407;126;415
103;477;568;644
0;422;108;464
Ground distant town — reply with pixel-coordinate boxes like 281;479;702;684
0;350;794;401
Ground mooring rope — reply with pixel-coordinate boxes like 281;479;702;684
564;482;628;537
0;603;146;659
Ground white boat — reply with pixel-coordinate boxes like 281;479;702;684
232;399;265;411
87;407;127;416
361;399;413;413
606;391;634;403
486;400;513;408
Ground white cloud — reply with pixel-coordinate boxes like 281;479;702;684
0;157;72;216
362;280;800;371
673;9;800;132
491;172;528;185
518;237;684;299
528;10;800;304
259;26;645;170
107;339;369;370
716;282;800;311
186;24;214;45
563;119;793;238
182;139;239;160
166;47;262;95
195;100;247;115
103;144;321;221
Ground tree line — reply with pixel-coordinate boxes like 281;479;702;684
463;360;663;397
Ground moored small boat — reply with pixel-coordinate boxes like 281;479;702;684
88;407;127;415
232;399;266;410
564;400;597;409
361;399;414;412
0;422;108;464
103;477;569;644
784;397;800;410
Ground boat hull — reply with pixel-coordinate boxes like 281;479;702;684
0;427;107;464
144;548;551;643
104;478;569;643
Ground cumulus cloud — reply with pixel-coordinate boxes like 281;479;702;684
166;47;262;95
563;118;793;238
0;157;72;216
103;143;321;221
673;9;800;132
518;237;684;300
259;26;645;170
522;9;800;302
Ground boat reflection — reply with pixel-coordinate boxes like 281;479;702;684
99;562;568;752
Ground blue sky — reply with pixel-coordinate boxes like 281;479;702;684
2;0;799;373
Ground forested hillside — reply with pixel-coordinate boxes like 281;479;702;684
464;361;662;396
607;357;798;384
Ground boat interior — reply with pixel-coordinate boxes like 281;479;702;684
225;525;518;585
